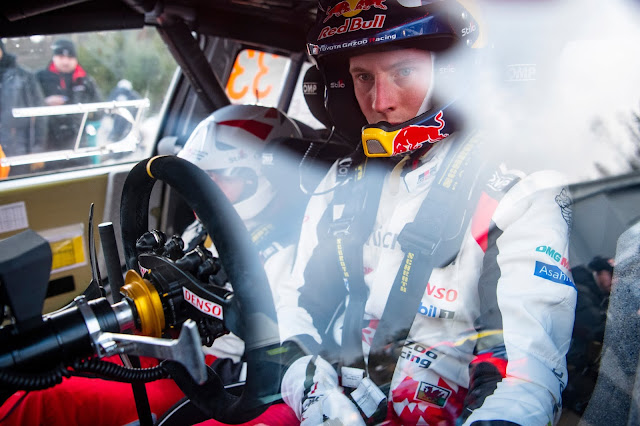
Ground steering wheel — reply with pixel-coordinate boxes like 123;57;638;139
120;155;281;423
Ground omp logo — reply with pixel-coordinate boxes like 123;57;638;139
506;64;536;82
183;287;224;319
535;245;570;268
303;82;318;95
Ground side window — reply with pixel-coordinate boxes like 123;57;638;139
0;29;178;179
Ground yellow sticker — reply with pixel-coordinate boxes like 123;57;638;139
50;235;85;270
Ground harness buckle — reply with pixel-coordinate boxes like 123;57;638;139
397;222;441;256
328;217;354;237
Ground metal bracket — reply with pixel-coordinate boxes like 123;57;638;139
94;320;207;384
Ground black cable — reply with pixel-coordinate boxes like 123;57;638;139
71;358;169;383
0;364;70;390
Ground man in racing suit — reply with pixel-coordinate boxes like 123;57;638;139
275;1;577;425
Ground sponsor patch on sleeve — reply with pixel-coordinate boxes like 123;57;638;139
533;261;575;287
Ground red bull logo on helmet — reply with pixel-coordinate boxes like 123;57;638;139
318;0;387;40
393;111;449;154
318;14;386;40
323;0;387;23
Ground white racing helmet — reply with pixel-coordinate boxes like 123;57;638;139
178;104;302;220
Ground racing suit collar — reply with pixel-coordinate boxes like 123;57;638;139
403;135;455;193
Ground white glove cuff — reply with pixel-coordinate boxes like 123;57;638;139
281;355;338;419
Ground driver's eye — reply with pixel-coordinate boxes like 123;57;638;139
397;68;413;77
355;73;372;83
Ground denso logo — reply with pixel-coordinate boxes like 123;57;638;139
183;287;223;320
461;22;476;37
318;15;386;40
329;80;346;89
535;245;570;269
426;283;458;302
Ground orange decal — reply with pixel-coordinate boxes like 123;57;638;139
226;50;275;102
226;54;249;100
0;145;10;179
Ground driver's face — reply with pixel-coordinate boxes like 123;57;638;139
208;172;246;204
349;48;433;125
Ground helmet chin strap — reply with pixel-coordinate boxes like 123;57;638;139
416;52;435;117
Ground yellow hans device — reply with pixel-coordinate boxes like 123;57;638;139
361;110;451;158
362;126;401;157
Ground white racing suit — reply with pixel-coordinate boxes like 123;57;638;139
278;134;577;425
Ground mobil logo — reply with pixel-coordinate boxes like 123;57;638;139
535;245;570;268
426;282;458;302
323;0;387;23
183;287;224;320
418;302;455;319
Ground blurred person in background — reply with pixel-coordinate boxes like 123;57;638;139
36;39;102;153
106;79;142;142
565;255;614;414
0;39;47;176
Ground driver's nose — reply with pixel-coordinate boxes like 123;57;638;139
372;75;396;115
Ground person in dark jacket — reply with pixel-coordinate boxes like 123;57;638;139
564;256;614;414
36;39;102;152
0;39;47;173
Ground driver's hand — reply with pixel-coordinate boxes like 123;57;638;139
281;355;365;426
